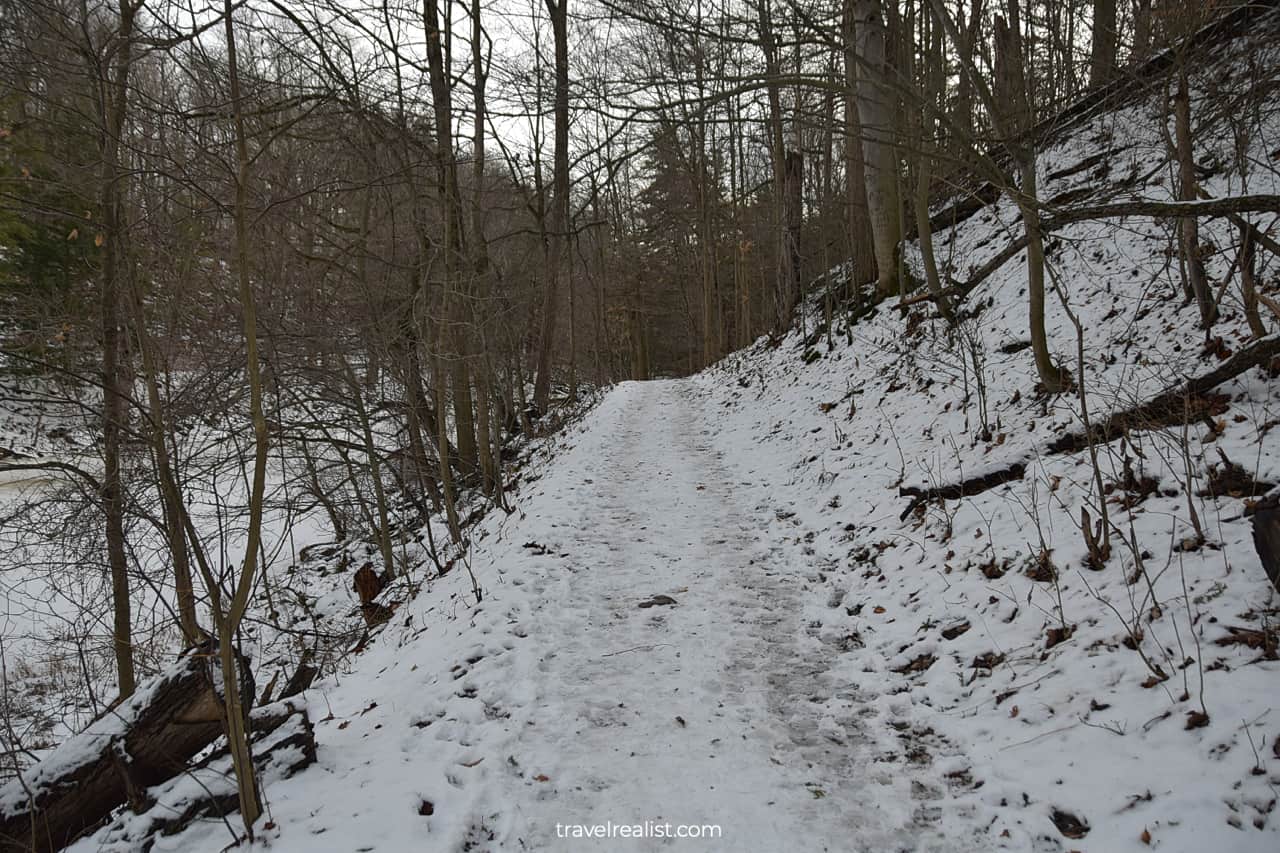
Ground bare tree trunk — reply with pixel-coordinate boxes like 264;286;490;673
843;0;877;290
125;281;201;645
954;0;984;144
1089;0;1118;87
854;0;901;300
423;0;477;468
220;0;267;832
346;361;396;579
913;4;954;323
99;0;138;700
471;0;498;495
1239;225;1267;337
781;146;804;323
1174;64;1217;328
1133;0;1153;63
757;0;790;330
533;0;570;411
434;353;463;544
993;5;1069;392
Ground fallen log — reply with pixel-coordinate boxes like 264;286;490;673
899;463;1027;521
0;642;253;853
904;182;1001;242
83;700;317;850
68;700;317;851
1048;333;1280;454
1044;193;1280;226
898;335;1280;518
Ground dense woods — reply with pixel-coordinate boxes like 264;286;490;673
1;0;1278;848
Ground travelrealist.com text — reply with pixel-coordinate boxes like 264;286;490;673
555;821;723;840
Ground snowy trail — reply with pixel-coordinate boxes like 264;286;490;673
129;379;960;853
474;380;930;851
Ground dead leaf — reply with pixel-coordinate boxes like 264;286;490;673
1010;705;1019;718
1185;710;1210;730
1050;809;1090;839
1141;828;1151;845
533;774;550;782
1045;626;1074;649
873;606;886;614
893;654;936;674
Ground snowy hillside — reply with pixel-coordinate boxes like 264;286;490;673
5;6;1280;853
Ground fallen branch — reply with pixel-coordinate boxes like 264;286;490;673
1048;333;1280;454
0;460;100;492
898;463;1027;520
1045;193;1280;226
898;335;1280;518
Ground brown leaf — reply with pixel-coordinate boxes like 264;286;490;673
893;654;936;674
1141;828;1152;845
1185;710;1210;730
873;606;886;614
1010;705;1019;718
533;774;550;782
1045;626;1074;649
1050;809;1090;839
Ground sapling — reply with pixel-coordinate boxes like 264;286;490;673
1047;261;1110;568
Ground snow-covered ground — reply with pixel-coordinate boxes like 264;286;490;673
89;337;1274;851
96;380;978;853
7;11;1280;853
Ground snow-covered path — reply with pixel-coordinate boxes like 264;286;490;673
484;379;917;850
153;379;961;853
